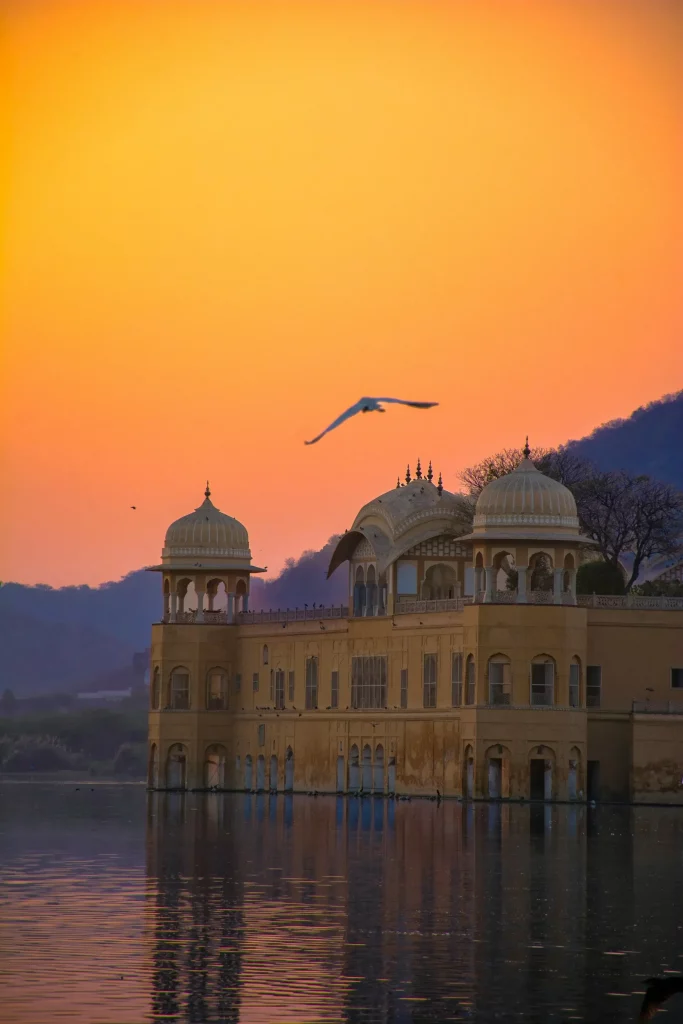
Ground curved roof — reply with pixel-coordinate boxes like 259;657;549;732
327;477;473;577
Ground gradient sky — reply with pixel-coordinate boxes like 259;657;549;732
2;0;682;587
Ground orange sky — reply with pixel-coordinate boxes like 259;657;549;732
2;0;682;587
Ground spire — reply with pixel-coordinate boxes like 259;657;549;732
405;464;411;485
427;460;433;482
522;436;530;460
396;476;401;489
437;472;443;496
205;480;211;499
416;458;422;479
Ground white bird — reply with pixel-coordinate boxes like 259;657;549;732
304;396;438;445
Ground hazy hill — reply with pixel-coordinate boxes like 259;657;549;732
567;390;683;487
2;390;681;695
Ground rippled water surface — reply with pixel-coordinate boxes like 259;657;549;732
2;785;683;1023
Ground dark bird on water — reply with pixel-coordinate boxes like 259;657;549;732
639;976;683;1021
304;396;438;445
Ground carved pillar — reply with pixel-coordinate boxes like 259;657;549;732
553;568;564;605
227;594;235;624
517;566;528;604
170;592;178;623
196;589;205;623
569;569;577;605
483;566;495;603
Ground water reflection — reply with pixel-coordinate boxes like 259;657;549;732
4;783;683;1022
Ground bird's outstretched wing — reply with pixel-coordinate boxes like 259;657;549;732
375;397;438;408
304;400;366;445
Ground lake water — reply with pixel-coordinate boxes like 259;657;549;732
2;784;683;1023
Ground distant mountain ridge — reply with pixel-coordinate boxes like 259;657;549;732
2;390;681;695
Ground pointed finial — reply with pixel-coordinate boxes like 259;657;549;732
437;471;443;496
523;436;530;459
396;476;401;489
205;480;211;499
427;460;433;482
405;464;411;484
416;458;422;479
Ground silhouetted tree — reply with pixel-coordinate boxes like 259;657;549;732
576;560;626;596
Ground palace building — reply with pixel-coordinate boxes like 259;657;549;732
147;453;683;804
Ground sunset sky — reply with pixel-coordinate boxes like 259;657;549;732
2;0;682;587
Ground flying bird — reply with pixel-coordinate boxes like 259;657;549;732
639;977;683;1021
304;396;438;445
130;506;136;510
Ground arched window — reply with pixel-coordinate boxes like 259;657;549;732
366;565;377;617
353;566;366;617
422;563;458;600
530;655;555;706
169;668;190;710
206;668;228;710
569;657;581;707
151;667;161;710
487;654;511;706
263;645;269;665
465;655;476;705
529;552;554;592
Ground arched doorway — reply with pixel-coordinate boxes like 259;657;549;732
148;743;158;788
336;755;345;792
244;754;253;791
204;744;227;789
166;744;188;789
373;744;384;793
348;745;360;792
285;747;294;791
485;744;510;799
464;745;474;799
568;747;581;800
269;754;278;791
256;754;266;791
422;562;457;600
362;744;373;791
387;757;396;794
353;566;366;617
529;746;555;801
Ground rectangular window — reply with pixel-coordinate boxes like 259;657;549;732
234;673;241;695
400;668;408;709
288;670;295;703
351;657;387;709
569;662;580;707
531;662;554;706
305;657;318;710
274;669;285;710
671;668;683;689
423;653;437;708
258;724;265;746
252;672;259;692
488;661;511;705
171;672;190;710
331;670;339;709
451;652;463;707
207;671;228;710
466;658;476;705
586;665;602;707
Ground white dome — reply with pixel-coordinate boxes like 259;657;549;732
162;485;250;561
472;457;579;538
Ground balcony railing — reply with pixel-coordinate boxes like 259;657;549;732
632;700;683;714
395;598;468;614
239;606;349;624
578;594;683;611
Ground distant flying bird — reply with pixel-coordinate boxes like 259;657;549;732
304;396;438;445
130;506;136;510
639;977;683;1021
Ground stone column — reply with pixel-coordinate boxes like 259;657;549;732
483;565;495;603
242;594;249;613
196;589;205;623
569;569;577;605
553;568;564;605
517;566;528;604
163;591;170;621
474;566;484;602
170;592;178;623
227;594;235;624
386;565;395;615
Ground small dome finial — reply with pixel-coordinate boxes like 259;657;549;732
416;458;422;479
427;460;433;482
405;464;412;485
205;480;211;499
396;476;401;489
437;471;443;496
523;436;530;460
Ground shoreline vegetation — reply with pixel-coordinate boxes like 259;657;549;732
0;706;147;779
